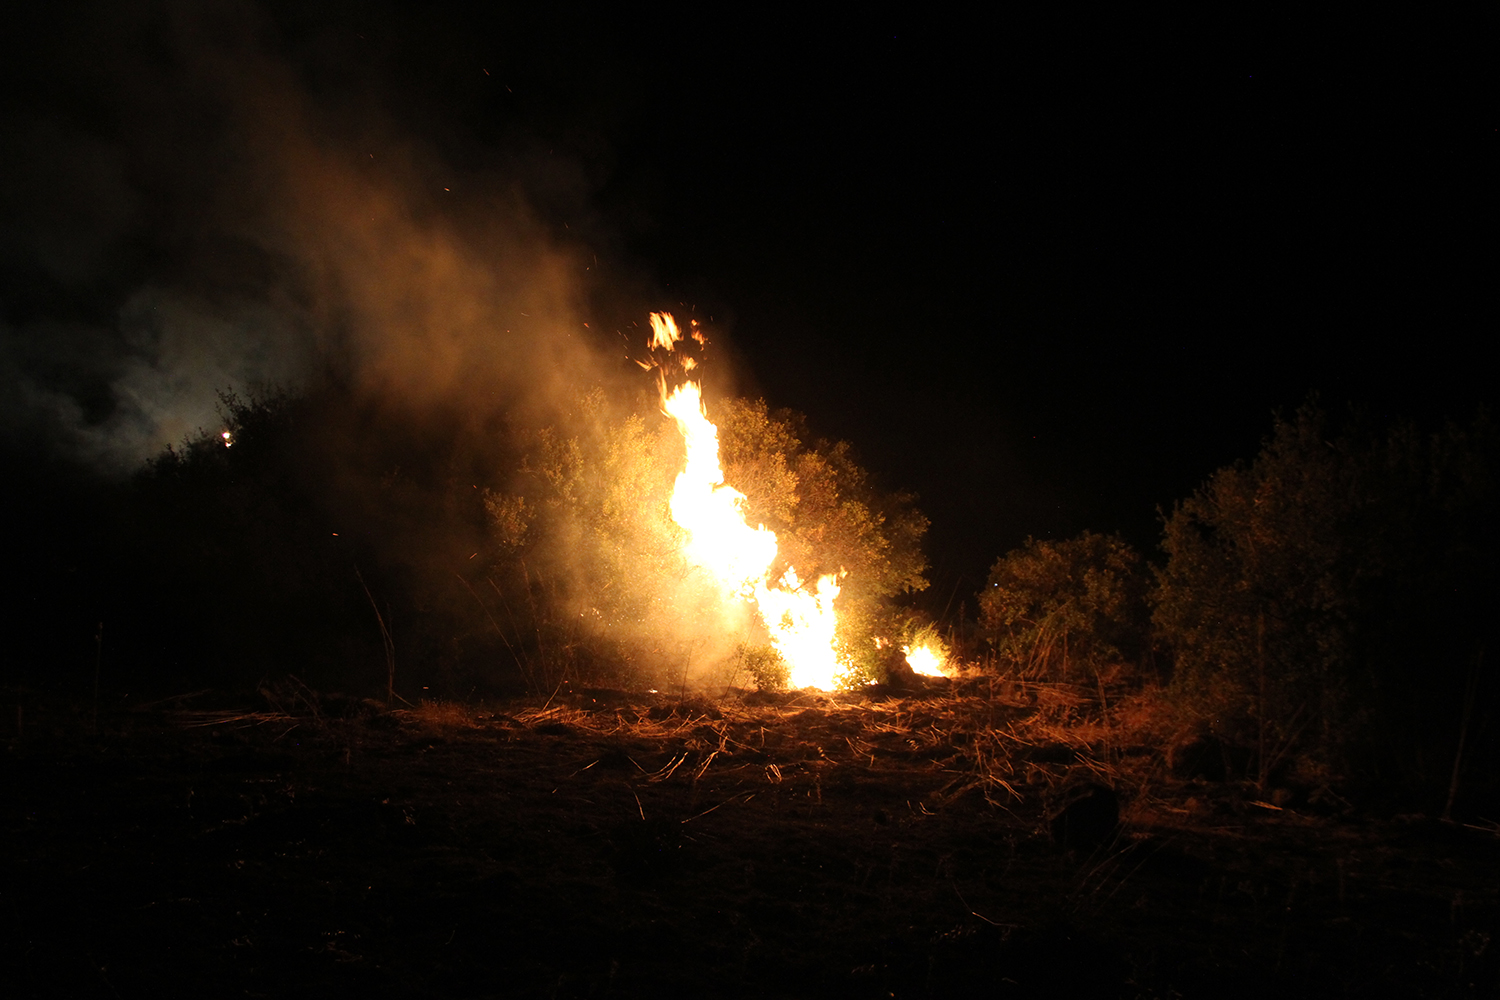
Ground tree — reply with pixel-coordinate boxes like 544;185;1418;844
1154;402;1499;796
485;392;931;688
1154;405;1359;783
979;532;1147;682
125;384;525;698
478;390;704;689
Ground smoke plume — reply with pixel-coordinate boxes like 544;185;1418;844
0;1;619;472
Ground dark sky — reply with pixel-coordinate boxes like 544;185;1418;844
2;4;1493;610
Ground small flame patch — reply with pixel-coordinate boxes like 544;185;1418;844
905;643;950;678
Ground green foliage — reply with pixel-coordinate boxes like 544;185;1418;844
734;642;790;692
481;390;700;688
718;398;929;600
979;531;1147;681
490;392;930;689
483;492;532;551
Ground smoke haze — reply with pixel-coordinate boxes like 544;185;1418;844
0;1;624;472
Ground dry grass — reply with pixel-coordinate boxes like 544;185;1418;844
462;667;1196;829
408;699;485;731
180;665;1202;832
43;666;1490;997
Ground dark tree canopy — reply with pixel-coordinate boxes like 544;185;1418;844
1153;402;1499;797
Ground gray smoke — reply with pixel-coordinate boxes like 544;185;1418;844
0;1;617;471
1;290;316;469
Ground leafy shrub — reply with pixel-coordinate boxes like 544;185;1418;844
734;642;790;691
717;398;929;682
1154;402;1499;798
979;532;1148;682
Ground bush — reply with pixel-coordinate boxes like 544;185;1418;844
484;392;930;690
979;532;1148;682
734;642;790;692
717;398;929;682
479;391;712;690
1154;402;1499;801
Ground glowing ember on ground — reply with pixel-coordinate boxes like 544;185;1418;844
905;642;950;677
651;312;848;689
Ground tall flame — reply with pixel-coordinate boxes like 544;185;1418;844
660;380;778;595
652;312;847;689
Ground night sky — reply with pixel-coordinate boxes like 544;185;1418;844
2;4;1492;610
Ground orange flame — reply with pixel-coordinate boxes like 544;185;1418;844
755;568;844;689
648;312;682;351
904;642;950;678
651;312;847;689
660;379;777;595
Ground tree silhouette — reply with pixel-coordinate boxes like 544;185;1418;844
1154;402;1498;800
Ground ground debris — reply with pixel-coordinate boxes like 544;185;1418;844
2;689;1496;998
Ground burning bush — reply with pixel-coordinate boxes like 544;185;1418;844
479;334;930;692
94;314;932;701
479;388;722;691
716;396;930;685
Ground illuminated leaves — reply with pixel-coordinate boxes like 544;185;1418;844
494;392;931;687
482;492;532;551
980;532;1147;681
716;397;930;678
716;397;929;603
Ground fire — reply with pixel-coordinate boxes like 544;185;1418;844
904;642;950;678
660;379;777;595
755;568;844;689
651;312;848;689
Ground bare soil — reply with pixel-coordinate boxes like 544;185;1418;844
3;683;1497;998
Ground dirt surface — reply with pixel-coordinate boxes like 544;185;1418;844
3;684;1498;998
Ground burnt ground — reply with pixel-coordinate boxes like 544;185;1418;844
3;682;1498;999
